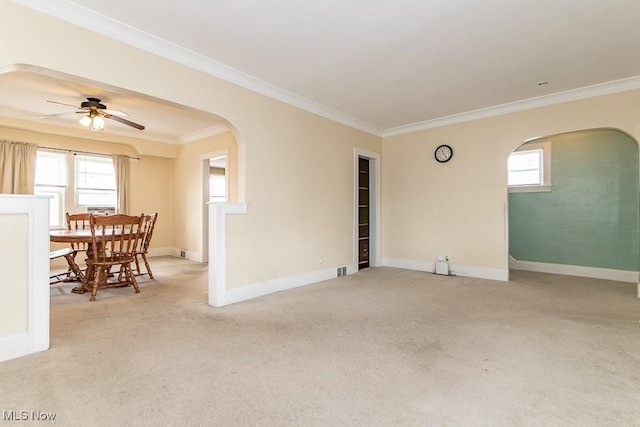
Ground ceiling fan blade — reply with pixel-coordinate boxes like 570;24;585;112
46;100;83;109
107;114;145;130
103;109;129;117
38;111;84;118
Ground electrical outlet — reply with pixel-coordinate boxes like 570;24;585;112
437;252;449;262
180;250;186;258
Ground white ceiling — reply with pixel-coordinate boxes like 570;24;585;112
7;0;640;140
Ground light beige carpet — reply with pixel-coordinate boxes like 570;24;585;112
1;257;639;426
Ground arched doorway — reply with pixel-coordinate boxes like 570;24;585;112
507;128;639;284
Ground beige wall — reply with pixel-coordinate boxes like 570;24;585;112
173;131;238;256
0;214;28;335
129;155;174;248
227;110;381;287
382;89;640;274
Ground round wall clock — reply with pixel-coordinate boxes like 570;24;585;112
434;144;453;163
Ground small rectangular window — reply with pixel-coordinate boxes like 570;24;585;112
508;149;543;186
508;141;552;193
75;155;116;208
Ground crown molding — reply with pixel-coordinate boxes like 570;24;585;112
179;124;229;144
10;1;640;140
12;0;383;137
383;76;640;137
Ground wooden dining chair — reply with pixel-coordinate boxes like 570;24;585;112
84;213;144;301
132;212;158;278
49;247;84;285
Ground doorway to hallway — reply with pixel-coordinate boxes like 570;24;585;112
358;156;370;269
354;148;380;271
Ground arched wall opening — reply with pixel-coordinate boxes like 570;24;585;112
0;64;247;288
506;128;639;283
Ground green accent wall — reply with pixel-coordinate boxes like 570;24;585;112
509;129;639;271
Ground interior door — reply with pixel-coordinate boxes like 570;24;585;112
358;157;370;269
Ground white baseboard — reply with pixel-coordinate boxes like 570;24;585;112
148;247;174;257
381;257;509;282
225;264;357;306
509;255;639;283
0;331;48;363
161;248;202;262
148;250;640;298
382;257;434;273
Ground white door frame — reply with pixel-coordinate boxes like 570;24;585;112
200;149;229;263
353;148;381;269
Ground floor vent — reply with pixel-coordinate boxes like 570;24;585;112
180;250;186;258
337;266;347;277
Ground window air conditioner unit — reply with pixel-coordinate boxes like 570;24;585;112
86;206;116;214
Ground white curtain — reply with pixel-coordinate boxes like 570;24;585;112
112;154;130;214
0;140;37;194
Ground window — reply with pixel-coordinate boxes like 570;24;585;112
209;174;226;202
35;151;67;227
508;141;552;192
75;155;116;208
34;150;116;227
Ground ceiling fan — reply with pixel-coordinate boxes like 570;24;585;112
38;97;145;131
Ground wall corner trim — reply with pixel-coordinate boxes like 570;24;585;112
208;202;248;307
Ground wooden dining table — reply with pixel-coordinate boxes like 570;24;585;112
50;228;140;294
50;228;93;245
50;229;92;292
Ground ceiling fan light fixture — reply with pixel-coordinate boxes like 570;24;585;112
90;115;105;131
79;115;92;127
46;97;144;131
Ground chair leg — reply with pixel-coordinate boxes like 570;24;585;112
142;253;154;279
72;263;93;294
63;252;85;282
134;255;141;276
91;267;107;301
125;263;140;294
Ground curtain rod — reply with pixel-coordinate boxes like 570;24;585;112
38;145;140;160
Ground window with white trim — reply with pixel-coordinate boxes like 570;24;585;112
35;151;67;228
75;155;116;208
508;141;552;192
34;150;117;227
